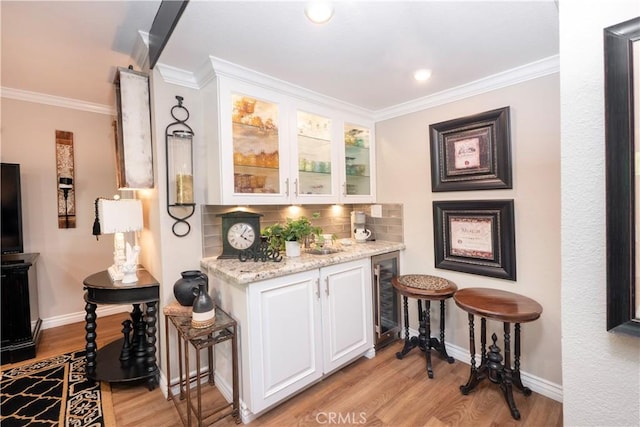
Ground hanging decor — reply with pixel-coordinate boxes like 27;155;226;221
165;95;195;237
114;66;154;189
56;130;76;228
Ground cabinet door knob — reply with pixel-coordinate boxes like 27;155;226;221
315;278;320;299
325;277;330;296
285;178;290;197
294;179;298;198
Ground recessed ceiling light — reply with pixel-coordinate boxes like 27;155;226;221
414;69;432;82
305;2;334;24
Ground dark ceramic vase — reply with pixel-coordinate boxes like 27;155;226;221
173;270;207;306
192;275;215;328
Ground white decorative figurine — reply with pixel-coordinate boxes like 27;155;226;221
121;243;140;284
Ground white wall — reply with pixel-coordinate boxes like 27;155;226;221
147;69;205;387
376;74;562;389
560;1;640;425
1;98;118;323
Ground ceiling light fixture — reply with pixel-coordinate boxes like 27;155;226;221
305;2;334;24
414;69;432;82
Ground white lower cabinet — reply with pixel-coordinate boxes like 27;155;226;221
211;258;373;422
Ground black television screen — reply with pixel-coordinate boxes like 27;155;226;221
1;163;24;254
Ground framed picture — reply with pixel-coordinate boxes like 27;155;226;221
604;17;640;336
433;200;516;280
429;107;512;192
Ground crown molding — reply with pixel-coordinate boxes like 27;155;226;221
374;55;560;122
155;63;200;89
1;87;114;115
155;56;375;119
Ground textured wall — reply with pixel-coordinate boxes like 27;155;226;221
560;1;640;425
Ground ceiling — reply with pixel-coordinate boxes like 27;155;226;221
1;1;559;114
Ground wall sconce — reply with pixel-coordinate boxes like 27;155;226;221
58;176;73;228
165;95;195;237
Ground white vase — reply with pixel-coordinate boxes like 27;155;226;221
285;241;301;257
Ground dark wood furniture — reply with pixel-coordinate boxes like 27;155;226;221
453;287;542;420
83;268;159;389
164;302;240;425
1;253;41;364
392;274;457;378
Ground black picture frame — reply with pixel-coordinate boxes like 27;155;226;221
604;17;640;336
433;200;516;280
429;107;512;192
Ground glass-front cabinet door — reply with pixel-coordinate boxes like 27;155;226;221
343;122;374;202
231;93;281;196
294;110;337;203
205;70;375;205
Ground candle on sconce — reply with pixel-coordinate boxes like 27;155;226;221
176;173;194;204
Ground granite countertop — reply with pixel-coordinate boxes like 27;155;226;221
201;240;405;285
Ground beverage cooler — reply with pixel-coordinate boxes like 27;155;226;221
371;251;401;349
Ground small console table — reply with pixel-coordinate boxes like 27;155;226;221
164;302;240;425
83;268;159;390
453;287;542;420
392;274;457;378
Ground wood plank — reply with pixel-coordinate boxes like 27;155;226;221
4;313;563;426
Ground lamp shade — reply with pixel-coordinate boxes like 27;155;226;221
98;199;143;234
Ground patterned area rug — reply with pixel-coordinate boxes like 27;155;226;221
0;349;115;426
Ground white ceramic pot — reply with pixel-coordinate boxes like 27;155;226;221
285;241;301;257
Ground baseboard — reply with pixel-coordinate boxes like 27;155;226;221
40;305;131;330
406;327;563;402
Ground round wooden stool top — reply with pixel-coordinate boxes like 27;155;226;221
454;287;542;323
392;274;458;300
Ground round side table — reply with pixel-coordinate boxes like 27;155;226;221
392;274;457;378
453;287;543;420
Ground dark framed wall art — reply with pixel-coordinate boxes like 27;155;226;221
604;16;640;336
433;199;516;280
429;107;512;192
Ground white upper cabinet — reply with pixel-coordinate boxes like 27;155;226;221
204;58;375;205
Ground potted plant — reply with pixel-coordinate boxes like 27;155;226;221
262;214;322;257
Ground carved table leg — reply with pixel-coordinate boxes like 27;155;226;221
145;301;158;390
461;313;482;394
429;299;454;364
501;322;520;420
85;301;97;379
480;317;487;368
512;323;532;395
420;300;433;378
396;295;417;359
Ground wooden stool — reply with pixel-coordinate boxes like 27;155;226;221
453;287;542;420
392;274;457;378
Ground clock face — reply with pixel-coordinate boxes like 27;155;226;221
227;222;256;250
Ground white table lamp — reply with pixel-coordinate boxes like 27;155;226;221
98;198;143;283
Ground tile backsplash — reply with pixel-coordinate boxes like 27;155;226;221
201;203;403;258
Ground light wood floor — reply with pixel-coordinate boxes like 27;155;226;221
3;313;563;426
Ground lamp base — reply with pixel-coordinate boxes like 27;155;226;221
108;265;124;282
